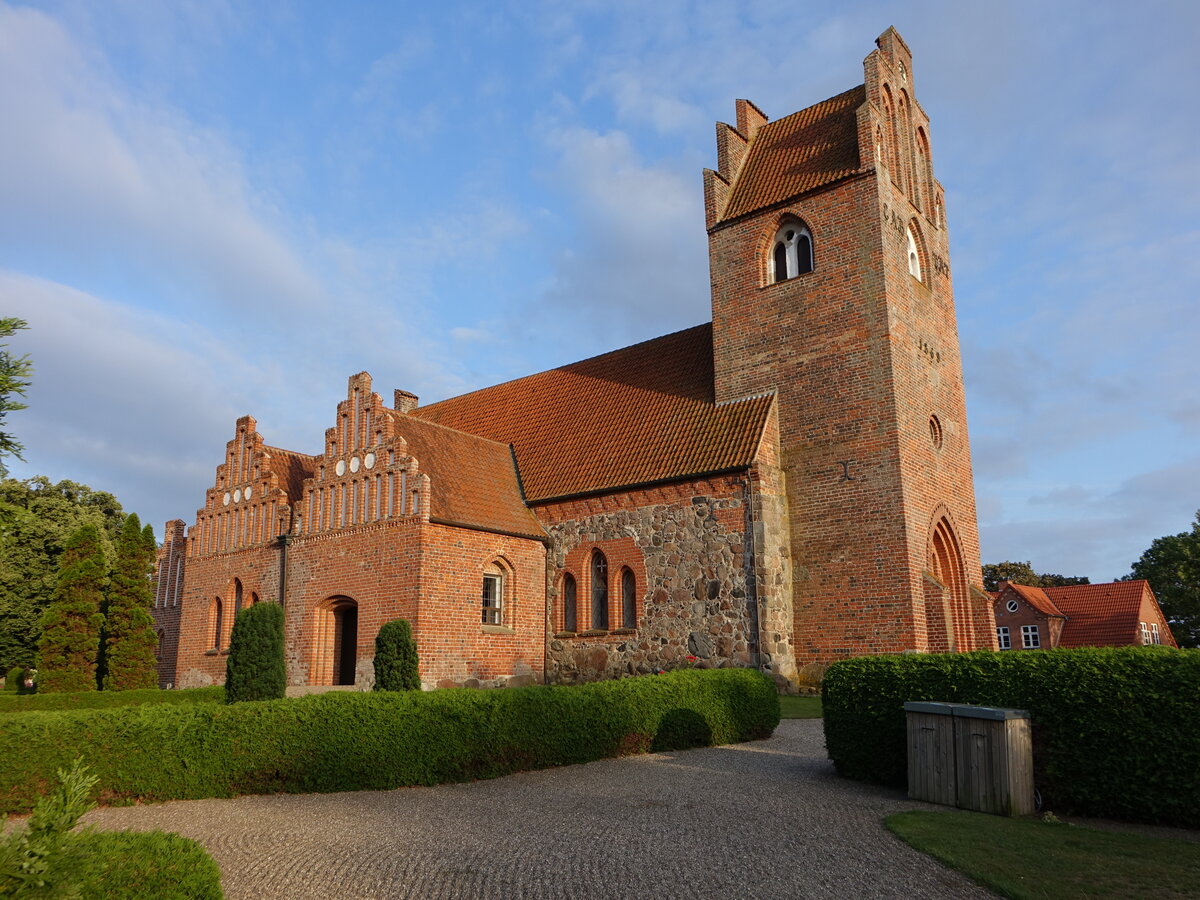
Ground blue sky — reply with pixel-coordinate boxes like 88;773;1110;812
2;0;1197;581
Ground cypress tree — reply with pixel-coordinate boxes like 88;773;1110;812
102;514;159;690
225;602;286;703
373;618;420;690
37;524;106;692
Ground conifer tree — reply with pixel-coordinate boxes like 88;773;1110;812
37;524;106;692
102;514;159;690
373;618;420;690
225;602;286;702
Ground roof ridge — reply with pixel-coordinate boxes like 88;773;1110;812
263;444;319;461
415;322;712;413
385;407;515;451
760;83;866;132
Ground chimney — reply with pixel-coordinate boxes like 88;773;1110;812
394;389;419;414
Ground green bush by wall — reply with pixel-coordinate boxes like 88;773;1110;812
0;686;223;714
224;603;286;703
0;668;779;814
373;618;420;691
823;647;1200;827
3;667;21;692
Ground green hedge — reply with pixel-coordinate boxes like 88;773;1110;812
69;830;224;899
823;647;1200;826
0;686;224;715
0;668;778;813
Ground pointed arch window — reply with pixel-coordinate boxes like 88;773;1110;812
562;573;577;633
234;579;244;613
770;221;813;283
906;227;922;281
621;568;636;630
211;598;223;650
591;551;609;631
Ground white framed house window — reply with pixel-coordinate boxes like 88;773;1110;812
770;221;814;282
1021;624;1040;649
1140;622;1151;645
1006;598;1019;613
482;571;503;625
1151;622;1161;644
997;626;1011;650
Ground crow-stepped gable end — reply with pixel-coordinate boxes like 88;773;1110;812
152;29;994;693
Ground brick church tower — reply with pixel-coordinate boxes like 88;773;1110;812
706;27;996;664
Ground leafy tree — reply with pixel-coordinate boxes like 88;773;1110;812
224;602;286;702
373;618;420;691
37;524;106;692
0;318;32;478
981;561;1090;593
102;514;159;690
1124;511;1200;648
0;477;124;671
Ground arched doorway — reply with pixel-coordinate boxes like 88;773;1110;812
314;596;359;686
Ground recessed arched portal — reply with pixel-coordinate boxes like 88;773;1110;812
313;595;359;686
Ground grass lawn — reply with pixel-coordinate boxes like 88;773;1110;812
886;810;1200;899
778;695;822;718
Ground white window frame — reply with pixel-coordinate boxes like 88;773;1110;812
996;626;1011;650
770;223;813;282
1151;622;1161;644
482;572;503;626
906;226;922;280
1140;622;1151;645
1021;624;1040;649
1006;598;1019;613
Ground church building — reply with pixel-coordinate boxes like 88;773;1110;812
152;28;997;692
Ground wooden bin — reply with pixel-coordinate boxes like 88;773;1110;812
904;702;1034;817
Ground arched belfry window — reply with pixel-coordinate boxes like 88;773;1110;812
770;221;813;283
591;550;609;631
906;226;922;281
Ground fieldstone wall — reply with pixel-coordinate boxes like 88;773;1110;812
540;476;763;683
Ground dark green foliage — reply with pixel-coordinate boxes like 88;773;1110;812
102;514;159;691
0;686;223;714
4;667;19;692
373;618;419;691
0;477;124;671
823;648;1200;826
981;560;1089;592
0;668;779;813
1125;510;1200;648
224;602;286;703
0;318;32;476
37;525;106;693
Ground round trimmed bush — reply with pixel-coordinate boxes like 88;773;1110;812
224;602;286;703
4;667;21;692
373;619;419;691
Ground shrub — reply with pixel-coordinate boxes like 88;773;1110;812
224;602;285;703
37;524;106;693
4;667;20;692
823;647;1200;827
0;686;223;714
373;619;419;691
102;515;159;691
0;668;779;813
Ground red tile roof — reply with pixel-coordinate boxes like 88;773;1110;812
718;85;866;224
1043;581;1169;648
263;446;317;504
413;324;774;503
386;413;546;540
1004;582;1065;618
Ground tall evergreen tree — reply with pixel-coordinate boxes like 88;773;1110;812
37;524;106;692
102;514;159;690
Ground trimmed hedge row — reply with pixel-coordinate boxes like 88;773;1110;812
0;686;223;714
823;647;1200;826
0;668;778;813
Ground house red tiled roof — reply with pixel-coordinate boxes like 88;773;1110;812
1005;582;1065;618
263;446;317;504
1043;581;1168;648
387;413;546;540
413;324;774;503
718;85;866;224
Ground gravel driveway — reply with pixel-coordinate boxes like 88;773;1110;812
85;719;990;899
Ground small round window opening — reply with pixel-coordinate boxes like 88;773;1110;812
928;414;943;449
1006;598;1019;613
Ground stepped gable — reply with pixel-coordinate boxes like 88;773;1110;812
387;411;546;540
413;323;775;503
718;85;866;224
1043;581;1157;648
263;446;317;503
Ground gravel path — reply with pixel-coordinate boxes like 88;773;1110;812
85;720;990;899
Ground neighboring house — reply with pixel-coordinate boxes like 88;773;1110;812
152;28;998;692
993;580;1178;651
